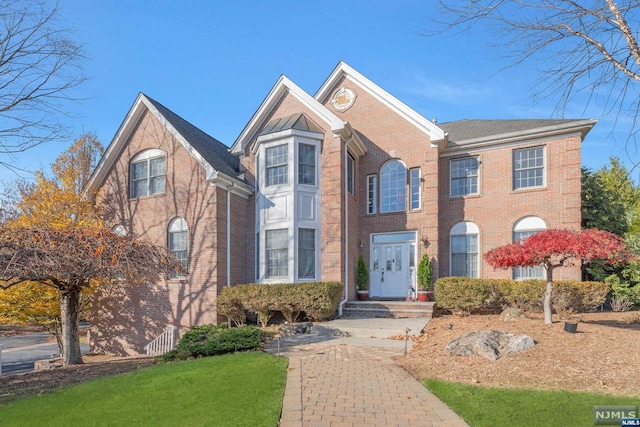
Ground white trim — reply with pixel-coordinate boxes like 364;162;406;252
451;221;479;235
514;216;547;232
315;62;445;143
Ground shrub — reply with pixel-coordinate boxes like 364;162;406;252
434;277;491;315
606;275;640;311
217;281;343;326
356;256;369;291
417;254;432;291
163;324;263;361
500;279;545;311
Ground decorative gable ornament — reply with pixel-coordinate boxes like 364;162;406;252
331;87;356;111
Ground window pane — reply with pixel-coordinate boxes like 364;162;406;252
395;246;402;271
169;220;188;276
410;168;420;209
513;230;545;279
451;234;478;277
380;160;406;213
266;229;288;277
149;157;166;195
266;145;288;186
513;147;544;190
450;157;478;197
372;247;379;271
298;228;315;279
298;144;315;185
385;247;392;271
131;161;148;197
347;154;355;194
367;175;377;214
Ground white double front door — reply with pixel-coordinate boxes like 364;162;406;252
370;243;410;298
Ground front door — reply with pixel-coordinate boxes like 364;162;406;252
370;243;409;298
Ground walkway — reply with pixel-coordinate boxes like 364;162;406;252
265;318;469;427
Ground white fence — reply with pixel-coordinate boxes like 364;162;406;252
144;326;177;356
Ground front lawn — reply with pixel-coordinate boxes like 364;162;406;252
425;379;640;427
0;352;287;427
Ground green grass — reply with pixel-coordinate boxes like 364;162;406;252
425;379;640;427
0;351;288;427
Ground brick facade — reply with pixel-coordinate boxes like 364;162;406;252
89;63;594;355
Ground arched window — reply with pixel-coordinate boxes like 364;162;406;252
450;221;479;278
380;160;406;213
168;217;188;276
513;216;546;279
130;149;166;198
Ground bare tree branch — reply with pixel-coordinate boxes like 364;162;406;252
0;0;85;161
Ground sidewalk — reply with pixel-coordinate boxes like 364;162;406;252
264;318;469;427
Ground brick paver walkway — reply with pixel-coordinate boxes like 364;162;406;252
275;341;469;427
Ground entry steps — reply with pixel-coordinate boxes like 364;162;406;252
343;300;434;319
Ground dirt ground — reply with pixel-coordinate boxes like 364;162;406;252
0;356;156;406
1;311;639;406
398;311;640;397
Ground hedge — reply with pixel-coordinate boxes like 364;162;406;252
434;277;609;317
161;324;263;361
217;281;343;326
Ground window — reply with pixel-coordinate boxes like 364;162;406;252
255;232;260;281
130;151;166;198
168;218;188;277
513;146;545;189
513;216;546;280
450;157;478;197
367;175;377;214
380;160;406;213
298;144;315;185
410;168;420;210
450;222;479;278
266;229;288;277
266;144;288;186
346;153;355;195
298;228;315;279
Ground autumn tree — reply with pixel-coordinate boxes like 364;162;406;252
1;0;85;170
485;229;633;324
435;1;640;144
0;133;102;353
0;227;180;365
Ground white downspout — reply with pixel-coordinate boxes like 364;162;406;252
226;187;231;287
338;143;349;317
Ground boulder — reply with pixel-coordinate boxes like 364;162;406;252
445;330;535;360
501;307;528;321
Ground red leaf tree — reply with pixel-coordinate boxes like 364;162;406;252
484;229;634;324
0;227;181;365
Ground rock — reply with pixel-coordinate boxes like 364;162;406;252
278;322;313;337
445;330;535;360
501;307;528;321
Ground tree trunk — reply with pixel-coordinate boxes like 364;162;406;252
59;287;83;365
543;266;554;325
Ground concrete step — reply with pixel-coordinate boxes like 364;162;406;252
343;301;434;319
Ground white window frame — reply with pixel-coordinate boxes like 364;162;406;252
266;144;288;187
450;222;479;278
367;174;377;214
410;168;421;210
130;149;166;198
298;143;316;186
168;217;188;278
450;157;478;197
297;228;316;279
266;228;289;278
380;160;406;213
513;146;545;190
512;216;546;280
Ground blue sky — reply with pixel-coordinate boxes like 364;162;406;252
4;0;638;183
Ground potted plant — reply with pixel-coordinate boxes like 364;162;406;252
356;255;369;300
417;253;432;302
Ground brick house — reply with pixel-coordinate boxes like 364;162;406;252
86;62;596;355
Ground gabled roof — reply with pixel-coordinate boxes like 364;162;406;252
144;95;239;178
439;118;597;150
85;93;251;198
230;75;366;156
315;62;446;144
